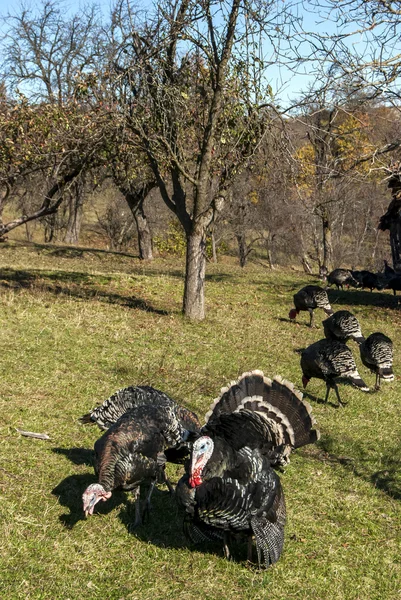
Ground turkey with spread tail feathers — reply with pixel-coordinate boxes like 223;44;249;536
322;310;365;344
176;370;320;568
359;332;394;390
289;285;333;327
80;385;200;433
301;339;369;406
81;387;201;525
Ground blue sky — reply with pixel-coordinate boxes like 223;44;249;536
0;0;357;106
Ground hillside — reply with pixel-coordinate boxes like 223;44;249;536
0;242;400;600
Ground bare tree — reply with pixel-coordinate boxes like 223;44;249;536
116;181;156;260
1;0;103;105
0;0;106;243
107;0;299;319
107;128;157;260
0;97;110;240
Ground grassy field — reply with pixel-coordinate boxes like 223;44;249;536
0;241;400;600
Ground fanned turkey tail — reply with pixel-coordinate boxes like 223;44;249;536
80;385;200;432
79;386;160;429
205;370;320;465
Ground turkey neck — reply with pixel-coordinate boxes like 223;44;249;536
200;438;239;481
95;437;129;491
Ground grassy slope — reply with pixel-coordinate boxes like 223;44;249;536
0;242;400;600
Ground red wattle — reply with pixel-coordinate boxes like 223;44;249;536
189;472;202;488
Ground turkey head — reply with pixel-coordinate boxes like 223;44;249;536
82;483;112;517
189;436;214;488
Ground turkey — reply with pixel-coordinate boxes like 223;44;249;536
289;285;333;327
80;385;200;433
327;269;359;290
384;274;401;296
359;333;394;390
176;370;320;568
81;387;201;525
322;310;365;344
383;260;395;277
351;270;386;292
301;339;369;406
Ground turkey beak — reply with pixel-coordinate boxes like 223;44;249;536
191;452;205;474
84;493;98;517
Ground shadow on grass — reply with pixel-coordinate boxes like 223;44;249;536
9;240;140;260
118;486;184;541
302;377;374;409
205;273;236;282
52;446;94;467
327;288;399;309
3;241;243;282
276;277;399;310
302;390;340;409
278;316;322;329
7;241;186;278
314;434;401;500
51;445;128;528
371;456;401;500
118;486;255;565
52;473;94;528
0;267;168;315
51;446;277;566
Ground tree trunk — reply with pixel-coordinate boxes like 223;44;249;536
133;203;153;260
265;231;275;269
302;255;313;274
322;213;333;273
44;213;56;243
236;233;247;268
183;228;207;320
64;187;83;244
25;222;33;242
390;220;401;271
371;228;381;267
210;231;217;263
120;184;155;261
0;186;11;241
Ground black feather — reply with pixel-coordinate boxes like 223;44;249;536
80;385;201;432
177;370;319;567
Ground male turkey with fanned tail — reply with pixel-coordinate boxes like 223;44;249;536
81;386;201;525
176;370;320;568
289;285;333;328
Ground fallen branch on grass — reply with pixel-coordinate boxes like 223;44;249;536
16;429;51;440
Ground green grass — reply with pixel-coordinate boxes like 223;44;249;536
0;241;400;600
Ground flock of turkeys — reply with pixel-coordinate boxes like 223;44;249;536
289;283;394;405
77;270;394;570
